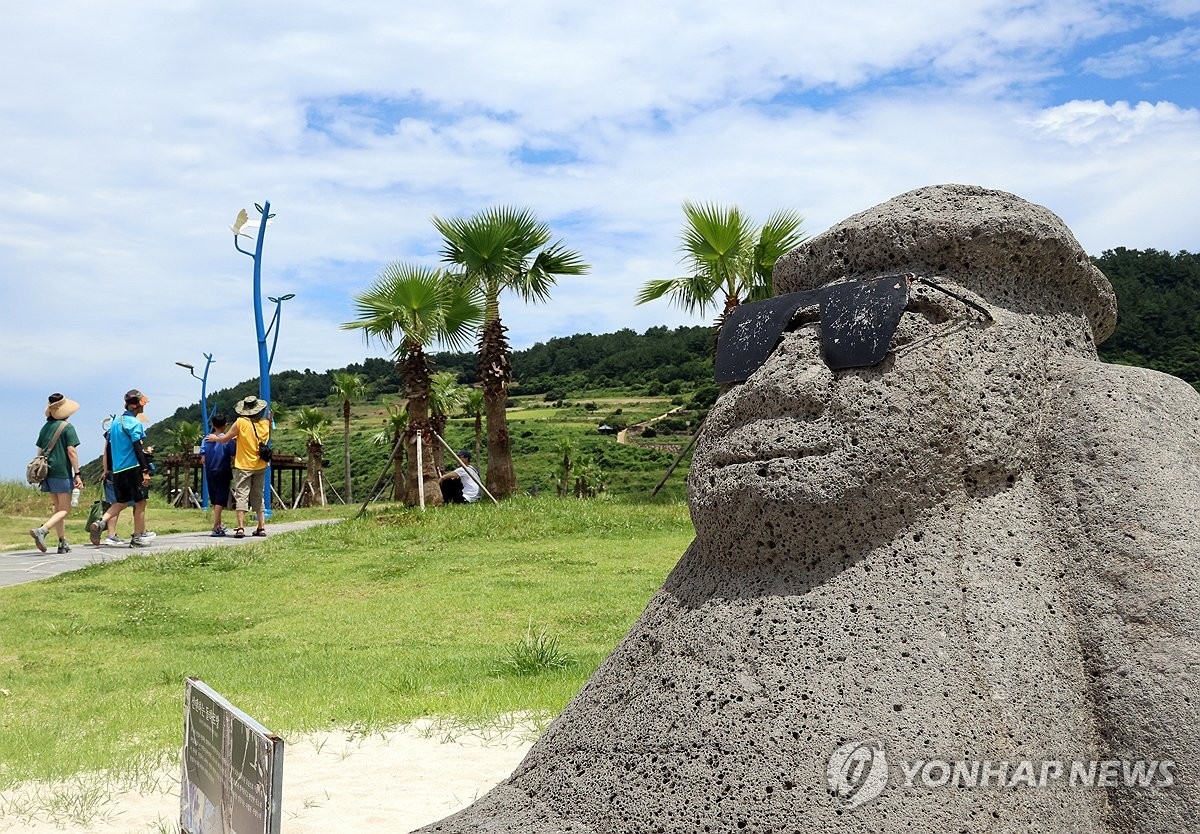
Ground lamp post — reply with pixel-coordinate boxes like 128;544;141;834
176;354;214;509
265;293;296;372
232;201;279;517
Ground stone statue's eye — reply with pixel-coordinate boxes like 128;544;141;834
713;275;992;384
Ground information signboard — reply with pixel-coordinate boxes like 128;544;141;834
182;678;284;834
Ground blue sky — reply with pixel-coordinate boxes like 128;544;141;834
1;0;1198;481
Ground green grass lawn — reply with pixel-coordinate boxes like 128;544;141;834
0;494;692;788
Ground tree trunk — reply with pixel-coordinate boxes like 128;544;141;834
478;318;517;498
302;438;324;507
392;432;404;502
342;400;353;503
401;348;444;507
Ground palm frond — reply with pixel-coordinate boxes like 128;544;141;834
341;262;471;356
753;209;808;286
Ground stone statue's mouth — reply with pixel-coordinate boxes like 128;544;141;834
709;445;834;467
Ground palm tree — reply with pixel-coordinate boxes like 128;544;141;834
292;406;332;507
433;206;589;499
170;420;203;454
636;202;807;330
342;263;482;507
268;401;291;427
330;371;366;502
429;370;469;446
169;420;203;508
371;399;408;501
464;388;485;464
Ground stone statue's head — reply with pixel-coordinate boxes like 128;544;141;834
688;184;1118;559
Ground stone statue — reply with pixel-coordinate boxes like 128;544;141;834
417;184;1200;832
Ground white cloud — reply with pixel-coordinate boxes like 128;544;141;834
1030;98;1197;145
1082;27;1200;77
2;1;1199;481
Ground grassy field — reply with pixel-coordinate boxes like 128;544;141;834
136;391;701;505
0;490;693;789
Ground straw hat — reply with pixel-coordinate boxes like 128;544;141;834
235;396;269;417
45;393;80;420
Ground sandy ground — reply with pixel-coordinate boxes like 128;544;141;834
0;718;539;833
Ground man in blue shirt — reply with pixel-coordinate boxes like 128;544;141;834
89;389;154;547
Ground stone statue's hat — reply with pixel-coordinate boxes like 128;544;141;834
773;183;1117;344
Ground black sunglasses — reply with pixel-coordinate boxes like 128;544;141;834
714;274;992;384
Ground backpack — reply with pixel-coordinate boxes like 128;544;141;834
27;421;68;485
250;419;272;463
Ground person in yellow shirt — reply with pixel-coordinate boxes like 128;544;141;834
203;396;271;538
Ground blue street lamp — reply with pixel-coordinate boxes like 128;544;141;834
176;354;214;509
232;201;278;517
266;293;296;371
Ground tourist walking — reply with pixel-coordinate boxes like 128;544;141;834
204;395;271;538
200;413;236;536
29;393;84;554
89;390;154;548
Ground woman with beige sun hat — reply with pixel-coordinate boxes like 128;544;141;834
29;393;85;554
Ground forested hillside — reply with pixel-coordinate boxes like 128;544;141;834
1093;248;1200;389
156;249;1197;430
91;249;1192;504
145;248;1197;473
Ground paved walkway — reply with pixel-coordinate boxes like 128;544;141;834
0;519;339;588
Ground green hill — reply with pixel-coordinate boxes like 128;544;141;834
1093;248;1200;388
101;325;718;504
115;249;1197;502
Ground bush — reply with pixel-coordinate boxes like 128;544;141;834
690;384;718;409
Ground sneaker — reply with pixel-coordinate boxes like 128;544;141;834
57;540;71;554
102;535;126;547
29;526;48;553
130;534;152;548
141;531;157;539
89;519;105;546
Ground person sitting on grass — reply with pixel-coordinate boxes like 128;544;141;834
439;450;481;504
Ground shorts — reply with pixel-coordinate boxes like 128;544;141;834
41;476;73;495
232;467;266;512
103;477;117;504
207;471;232;507
112;468;149;504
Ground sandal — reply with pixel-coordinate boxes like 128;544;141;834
234;527;245;538
252;528;267;537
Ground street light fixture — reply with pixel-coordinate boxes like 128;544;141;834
176;353;214;509
231;201;279;517
265;292;297;372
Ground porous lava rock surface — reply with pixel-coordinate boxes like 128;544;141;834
415;185;1199;833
